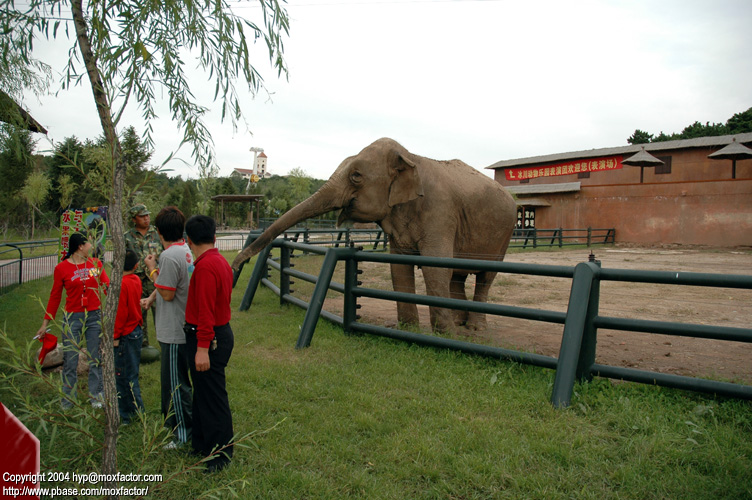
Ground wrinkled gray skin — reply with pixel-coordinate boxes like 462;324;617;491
232;138;517;332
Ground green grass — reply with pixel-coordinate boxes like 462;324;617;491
1;252;751;499
0;227;61;243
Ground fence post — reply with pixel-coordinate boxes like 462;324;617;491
335;230;344;248
295;248;342;349
558;228;563;248
551;261;599;408
8;244;23;286
279;244;291;305
239;244;273;311
343;249;360;334
533;228;538;248
576;256;601;382
587;227;592;248
373;230;383;250
231;230;261;287
303;229;310;255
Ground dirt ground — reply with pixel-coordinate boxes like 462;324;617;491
322;246;752;384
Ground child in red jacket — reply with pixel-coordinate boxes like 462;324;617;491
114;250;145;423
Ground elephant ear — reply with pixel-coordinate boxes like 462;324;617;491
388;152;424;207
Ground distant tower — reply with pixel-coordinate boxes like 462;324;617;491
247;146;264;193
256;152;268;178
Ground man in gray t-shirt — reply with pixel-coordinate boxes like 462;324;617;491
143;207;194;448
153;242;194;343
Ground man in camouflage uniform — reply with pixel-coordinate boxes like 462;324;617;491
125;204;163;347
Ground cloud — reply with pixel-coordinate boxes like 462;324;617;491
21;0;752;182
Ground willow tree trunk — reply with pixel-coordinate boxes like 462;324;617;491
71;0;125;495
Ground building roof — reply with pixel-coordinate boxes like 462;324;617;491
506;182;581;196
234;168;254;175
487;132;752;170
512;197;551;207
258;152;267;158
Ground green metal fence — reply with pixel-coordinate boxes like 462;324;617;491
511;227;615;248
0;232;253;292
272;228;388;251
0;240;59;293
238;239;752;408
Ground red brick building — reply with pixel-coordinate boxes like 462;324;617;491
488;133;752;247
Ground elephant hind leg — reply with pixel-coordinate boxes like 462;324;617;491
466;271;497;331
450;272;469;326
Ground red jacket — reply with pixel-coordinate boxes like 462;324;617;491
114;273;143;339
44;258;110;320
185;248;233;349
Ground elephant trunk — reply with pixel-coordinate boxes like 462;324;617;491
231;176;347;270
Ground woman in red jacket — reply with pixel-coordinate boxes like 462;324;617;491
37;232;110;409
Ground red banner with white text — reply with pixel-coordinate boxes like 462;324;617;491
505;156;623;181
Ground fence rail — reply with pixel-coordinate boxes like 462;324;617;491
0;240;60;293
238;239;752;408
510;227;614;248
0;226;608;292
0;232;253;292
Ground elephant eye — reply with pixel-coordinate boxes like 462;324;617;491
350;171;363;184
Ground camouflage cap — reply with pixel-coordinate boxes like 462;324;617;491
129;204;150;218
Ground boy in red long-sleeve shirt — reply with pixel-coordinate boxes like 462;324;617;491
184;215;234;473
114;250;145;423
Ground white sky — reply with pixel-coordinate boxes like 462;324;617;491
22;0;752;181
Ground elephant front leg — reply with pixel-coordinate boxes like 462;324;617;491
466;271;497;331
450;272;469;327
423;265;455;333
390;262;419;327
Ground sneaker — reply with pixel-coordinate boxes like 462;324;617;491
163;441;182;451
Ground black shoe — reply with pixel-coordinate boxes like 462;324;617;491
204;458;230;474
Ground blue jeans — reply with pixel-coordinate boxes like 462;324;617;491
115;326;144;422
62;310;103;408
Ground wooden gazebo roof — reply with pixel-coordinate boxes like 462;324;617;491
211;194;265;228
211;194;265;203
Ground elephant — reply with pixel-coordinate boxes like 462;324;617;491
232;138;517;332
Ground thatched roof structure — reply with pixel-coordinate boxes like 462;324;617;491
0;90;47;134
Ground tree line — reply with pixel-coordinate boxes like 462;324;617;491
627;107;752;144
8;105;749;240
0;125;330;240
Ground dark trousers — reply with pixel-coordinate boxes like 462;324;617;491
159;341;193;444
115;326;144;422
186;323;234;469
141;306;151;346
